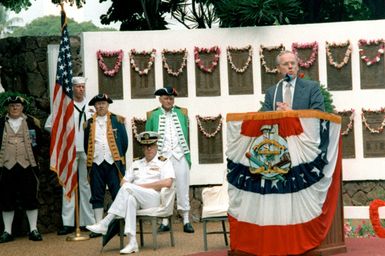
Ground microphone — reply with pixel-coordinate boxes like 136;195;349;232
284;74;293;82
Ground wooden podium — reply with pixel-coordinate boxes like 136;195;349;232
226;110;346;256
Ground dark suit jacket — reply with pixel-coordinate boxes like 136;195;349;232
261;78;325;111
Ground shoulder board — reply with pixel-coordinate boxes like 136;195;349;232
158;156;167;161
27;115;41;129
133;157;141;161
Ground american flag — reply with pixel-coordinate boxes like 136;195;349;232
49;9;77;199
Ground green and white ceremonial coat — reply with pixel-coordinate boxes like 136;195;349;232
145;106;191;167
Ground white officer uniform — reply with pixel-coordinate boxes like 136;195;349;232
107;154;175;236
45;97;95;227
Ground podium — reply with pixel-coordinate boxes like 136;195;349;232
226;110;346;256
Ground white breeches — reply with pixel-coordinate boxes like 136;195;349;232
62;152;95;226
108;183;160;236
170;155;190;211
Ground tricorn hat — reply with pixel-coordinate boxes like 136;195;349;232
3;95;28;107
154;86;178;96
137;131;159;145
72;76;87;85
88;93;113;106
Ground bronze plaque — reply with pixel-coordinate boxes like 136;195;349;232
339;111;355;158
362;111;385;158
227;49;253;95
132;118;146;160
360;44;385;89
326;47;352;91
162;52;188;97
197;115;223;164
260;48;281;93
97;55;123;99
130;54;156;99
296;48;319;81
195;53;221;97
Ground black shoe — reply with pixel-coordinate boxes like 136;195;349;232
157;224;170;232
29;230;43;241
79;226;88;232
0;231;14;243
57;226;75;235
183;223;194;233
89;232;102;238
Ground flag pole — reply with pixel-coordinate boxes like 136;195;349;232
55;2;88;241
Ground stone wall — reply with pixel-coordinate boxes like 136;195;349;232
0;36;82;235
0;36;383;236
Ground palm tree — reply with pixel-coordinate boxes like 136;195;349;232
0;4;23;38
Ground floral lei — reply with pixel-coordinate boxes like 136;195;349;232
337;109;355;136
361;108;385;133
194;46;221;73
259;44;285;73
196;114;223;138
358;39;385;66
129;49;156;76
97;49;123;77
131;117;146;142
227;45;253;73
369;199;385;238
291;41;318;68
325;40;352;69
161;48;188;77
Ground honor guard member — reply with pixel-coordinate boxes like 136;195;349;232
84;93;128;237
145;86;194;233
45;76;96;235
86;131;175;254
0;96;43;243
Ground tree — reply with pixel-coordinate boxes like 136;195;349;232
0;4;22;38
10;15;115;37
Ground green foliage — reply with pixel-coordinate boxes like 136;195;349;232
10;15;115;37
320;84;334;113
211;0;302;27
0;4;22;38
0;91;37;117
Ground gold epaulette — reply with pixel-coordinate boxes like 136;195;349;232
133;157;141;161
28;115;41;129
175;106;188;116
146;108;159;120
158;156;167;161
116;115;126;124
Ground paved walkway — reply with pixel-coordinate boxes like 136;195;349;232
0;222;229;256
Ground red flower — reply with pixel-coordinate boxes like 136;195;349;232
369;199;385;238
298;72;305;78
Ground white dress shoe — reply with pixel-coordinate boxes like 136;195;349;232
86;223;108;235
120;241;139;254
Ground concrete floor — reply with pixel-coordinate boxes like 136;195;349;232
0;222;229;256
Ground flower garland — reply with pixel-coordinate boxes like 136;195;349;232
369;199;385;238
194;46;221;73
161;48;188;77
259;44;285;73
325;40;352;69
291;41;318;68
129;48;156;76
337;109;355;136
227;45;253;73
358;39;385;66
361;108;385;134
196;114;223;138
97;49;123;77
131;117;146;142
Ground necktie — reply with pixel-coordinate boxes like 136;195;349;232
283;82;292;108
74;104;86;130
